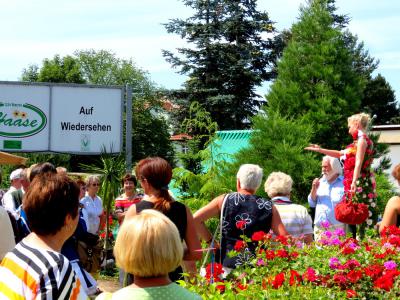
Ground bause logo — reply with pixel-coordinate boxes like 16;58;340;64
0;102;47;137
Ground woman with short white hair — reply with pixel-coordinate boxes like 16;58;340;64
265;172;313;244
194;164;288;270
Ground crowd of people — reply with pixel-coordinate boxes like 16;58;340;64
0;112;399;299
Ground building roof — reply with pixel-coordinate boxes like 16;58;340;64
170;133;192;141
372;125;400;144
211;130;252;162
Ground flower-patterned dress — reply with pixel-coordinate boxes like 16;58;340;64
219;192;273;269
341;130;377;227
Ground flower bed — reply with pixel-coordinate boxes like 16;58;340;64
181;226;400;299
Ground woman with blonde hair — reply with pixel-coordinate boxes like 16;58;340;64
96;210;200;300
305;113;377;236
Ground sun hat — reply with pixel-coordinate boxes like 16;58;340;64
9;168;23;181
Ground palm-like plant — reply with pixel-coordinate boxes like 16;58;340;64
81;147;126;268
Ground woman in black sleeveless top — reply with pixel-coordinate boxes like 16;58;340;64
380;163;400;234
194;164;288;269
126;157;202;281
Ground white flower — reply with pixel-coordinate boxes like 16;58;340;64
371;202;376;207
363;194;367;198
356;180;360;185
369;211;373;217
367;219;373;225
368;198;373;202
365;182;369;187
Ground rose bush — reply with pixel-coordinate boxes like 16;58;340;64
181;225;400;299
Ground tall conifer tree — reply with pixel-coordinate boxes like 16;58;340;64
163;0;276;129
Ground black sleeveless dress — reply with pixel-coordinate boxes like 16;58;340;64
220;192;273;269
135;200;187;281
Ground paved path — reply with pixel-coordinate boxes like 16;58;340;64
97;278;119;293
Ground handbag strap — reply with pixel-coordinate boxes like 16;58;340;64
200;194;229;270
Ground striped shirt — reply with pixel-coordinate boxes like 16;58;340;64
114;194;142;213
272;196;313;238
0;241;87;300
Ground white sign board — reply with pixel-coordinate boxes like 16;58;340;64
0;82;123;154
50;86;122;153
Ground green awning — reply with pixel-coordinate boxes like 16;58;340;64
211;130;253;163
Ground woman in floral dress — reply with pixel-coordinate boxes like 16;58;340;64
305;113;377;235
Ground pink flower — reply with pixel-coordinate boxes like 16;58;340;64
321;220;330;229
356;187;363;193
333;228;345;237
329;257;341;269
384;261;397;270
368;193;375;199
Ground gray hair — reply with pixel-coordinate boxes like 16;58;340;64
236;164;263;191
264;172;293;198
86;175;101;186
323;156;343;176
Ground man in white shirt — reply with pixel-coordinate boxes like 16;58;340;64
308;156;345;241
1;168;23;218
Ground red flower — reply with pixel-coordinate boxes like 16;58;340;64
234;240;245;251
343;259;361;270
275;235;289;245
341;247;355;255
276;249;289;259
236;220;246;230
289;270;301;286
302;268;317;282
346;289;357;298
265;250;275;260
272;272;285;289
290;251;299;259
251;231;268;242
333;273;347;287
205;262;224;282
216;282;225;293
347;270;363;283
364;264;382;280
374;275;394;291
236;283;247;290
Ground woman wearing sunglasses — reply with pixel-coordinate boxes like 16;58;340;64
80;175;103;235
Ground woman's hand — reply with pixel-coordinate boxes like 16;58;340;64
304;144;321;152
350;181;357;194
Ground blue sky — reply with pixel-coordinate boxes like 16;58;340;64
0;0;399;103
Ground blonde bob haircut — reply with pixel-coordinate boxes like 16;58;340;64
348;113;370;130
264;171;293;198
114;209;183;277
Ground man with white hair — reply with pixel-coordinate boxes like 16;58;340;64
308;156;345;240
194;164;288;270
1;168;23;218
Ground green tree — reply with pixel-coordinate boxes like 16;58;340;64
163;0;277;130
178;102;218;174
22;55;85;83
361;74;399;125
266;0;366;150
231;111;319;203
